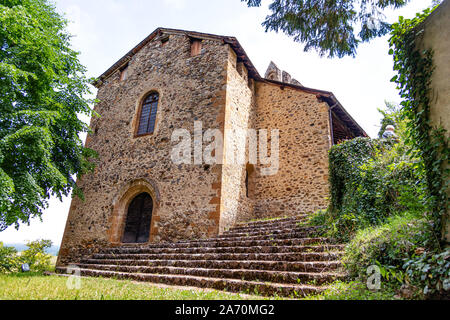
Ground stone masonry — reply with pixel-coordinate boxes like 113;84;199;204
57;28;366;266
56;215;347;298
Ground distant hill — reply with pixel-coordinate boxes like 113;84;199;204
4;243;60;256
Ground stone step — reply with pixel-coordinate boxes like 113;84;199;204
90;251;342;262
234;215;309;228
221;226;323;238
229;219;308;233
80;258;342;272
75;264;346;285
59;213;342;297
207;230;322;242
106;237;331;250
55;267;325;297
101;244;345;255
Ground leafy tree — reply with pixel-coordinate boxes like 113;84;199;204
0;240;54;273
0;241;18;272
19;239;53;272
0;0;97;231
377;101;407;139
242;0;420;58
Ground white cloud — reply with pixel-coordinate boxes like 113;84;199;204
65;5;82;36
0;196;71;246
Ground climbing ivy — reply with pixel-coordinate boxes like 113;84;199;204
326;137;426;241
328;137;376;215
389;6;449;243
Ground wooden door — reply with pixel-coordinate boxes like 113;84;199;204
122;193;153;243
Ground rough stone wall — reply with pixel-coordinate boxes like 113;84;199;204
58;34;230;265
218;49;255;233
250;82;332;219
416;0;450;243
57;29;358;266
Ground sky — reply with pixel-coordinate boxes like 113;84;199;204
0;0;437;246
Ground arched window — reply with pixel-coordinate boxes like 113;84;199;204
136;92;159;136
245;170;249;198
245;164;255;198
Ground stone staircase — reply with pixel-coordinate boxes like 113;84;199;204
56;215;346;298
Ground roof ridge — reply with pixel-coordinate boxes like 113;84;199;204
93;27;260;87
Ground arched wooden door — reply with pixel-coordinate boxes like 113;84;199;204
122;193;153;243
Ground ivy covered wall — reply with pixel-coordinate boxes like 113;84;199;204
389;3;449;245
413;0;450;243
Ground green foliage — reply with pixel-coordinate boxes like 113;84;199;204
341;212;449;298
377;101;406;139
309;94;448;297
307;5;450;296
326;135;426;241
0;242;18;273
403;249;450;296
328;137;376;216
303;280;399;300
307;209;328;229
242;0;411;58
0;239;53;273
0;0;98;231
389;5;449;242
343;213;433;277
19;239;53;272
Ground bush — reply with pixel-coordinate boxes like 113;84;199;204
341;213;450;298
403;249;450;297
0;240;53;273
19;240;53;272
0;242;19;273
306;103;446;299
342;213;433;278
328;137;375;215
326;136;426;241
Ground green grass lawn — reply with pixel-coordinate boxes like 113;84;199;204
0;255;398;300
0;273;272;300
0;273;402;300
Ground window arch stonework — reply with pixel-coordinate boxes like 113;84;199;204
108;179;160;244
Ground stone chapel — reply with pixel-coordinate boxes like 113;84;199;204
57;28;366;265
